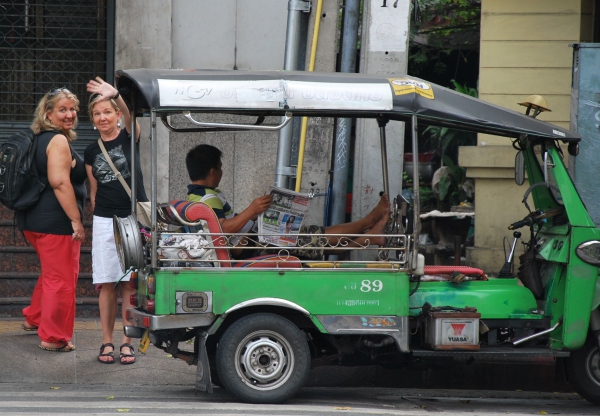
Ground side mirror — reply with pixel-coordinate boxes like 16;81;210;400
568;142;579;156
515;151;525;186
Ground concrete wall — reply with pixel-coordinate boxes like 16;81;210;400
167;0;339;228
171;0;288;70
462;0;593;272
168;0;289;213
296;0;341;227
354;0;410;220
115;0;172;203
114;0;343;226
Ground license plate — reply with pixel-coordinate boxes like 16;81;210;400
138;329;150;354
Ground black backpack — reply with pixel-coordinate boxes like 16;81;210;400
0;130;47;210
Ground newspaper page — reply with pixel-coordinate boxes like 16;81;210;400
258;186;310;247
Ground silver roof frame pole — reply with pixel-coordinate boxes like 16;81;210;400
275;0;310;188
130;93;137;214
377;116;390;198
151;110;158;268
411;115;420;268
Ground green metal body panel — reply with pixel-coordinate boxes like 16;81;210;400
542;263;567;349
537;224;570;264
562;226;600;348
595;279;600;310
408;279;538;319
522;145;600;348
150;269;410;320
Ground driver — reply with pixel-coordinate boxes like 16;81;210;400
185;144;390;259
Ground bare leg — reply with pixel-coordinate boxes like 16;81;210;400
98;283;118;362
119;282;136;363
328;212;389;251
324;194;390;244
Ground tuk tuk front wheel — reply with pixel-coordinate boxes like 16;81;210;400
215;313;310;404
566;334;600;404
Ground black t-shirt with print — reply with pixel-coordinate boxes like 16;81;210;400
84;129;148;218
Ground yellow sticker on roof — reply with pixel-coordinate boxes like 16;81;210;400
388;78;434;99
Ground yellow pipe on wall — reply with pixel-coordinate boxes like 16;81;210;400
295;0;323;193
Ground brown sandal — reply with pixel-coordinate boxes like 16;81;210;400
98;343;115;364
120;343;136;365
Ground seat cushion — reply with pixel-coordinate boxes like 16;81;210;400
170;200;224;234
169;200;231;266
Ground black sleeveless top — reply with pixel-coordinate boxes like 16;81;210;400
17;131;87;235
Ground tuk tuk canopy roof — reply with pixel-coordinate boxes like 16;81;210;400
115;68;580;142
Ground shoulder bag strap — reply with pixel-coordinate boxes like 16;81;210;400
97;138;132;199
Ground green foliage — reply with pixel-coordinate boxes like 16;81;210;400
408;0;481;80
438;155;468;210
423;80;476;210
450;79;478;97
418;185;437;211
403;171;437;211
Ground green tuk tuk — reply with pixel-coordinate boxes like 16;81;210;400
114;69;600;405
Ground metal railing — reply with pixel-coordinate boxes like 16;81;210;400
156;230;409;271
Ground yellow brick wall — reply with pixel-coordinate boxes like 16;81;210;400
480;0;587;136
463;0;592;272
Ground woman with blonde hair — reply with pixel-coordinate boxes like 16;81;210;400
19;88;87;352
84;77;146;364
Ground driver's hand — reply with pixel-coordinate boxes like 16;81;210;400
249;195;272;217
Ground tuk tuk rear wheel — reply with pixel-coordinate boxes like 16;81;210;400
215;313;310;404
566;334;600;404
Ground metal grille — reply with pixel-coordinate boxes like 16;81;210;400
0;0;111;124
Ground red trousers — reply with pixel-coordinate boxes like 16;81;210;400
22;231;81;344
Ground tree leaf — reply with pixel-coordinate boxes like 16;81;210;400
439;175;452;201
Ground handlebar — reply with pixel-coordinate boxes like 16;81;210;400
508;207;565;230
508;217;534;230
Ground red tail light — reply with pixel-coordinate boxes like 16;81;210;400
147;299;155;313
143;316;150;327
125;310;131;321
129;293;138;306
130;271;138;289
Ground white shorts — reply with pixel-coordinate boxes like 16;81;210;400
92;215;131;284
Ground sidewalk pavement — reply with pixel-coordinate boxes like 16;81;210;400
0;318;197;386
0;318;574;393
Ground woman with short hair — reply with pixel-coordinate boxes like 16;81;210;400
84;77;146;365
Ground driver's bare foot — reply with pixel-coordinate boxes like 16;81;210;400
365;210;390;246
365;194;391;227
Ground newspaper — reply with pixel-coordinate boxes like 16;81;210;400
258;186;310;247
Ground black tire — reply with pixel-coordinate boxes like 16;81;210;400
215;313;310;404
566;334;600;404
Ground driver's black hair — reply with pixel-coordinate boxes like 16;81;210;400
186;144;222;181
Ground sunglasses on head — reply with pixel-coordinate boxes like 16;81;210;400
48;87;71;97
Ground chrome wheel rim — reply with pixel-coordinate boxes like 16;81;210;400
234;330;293;391
113;215;144;271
